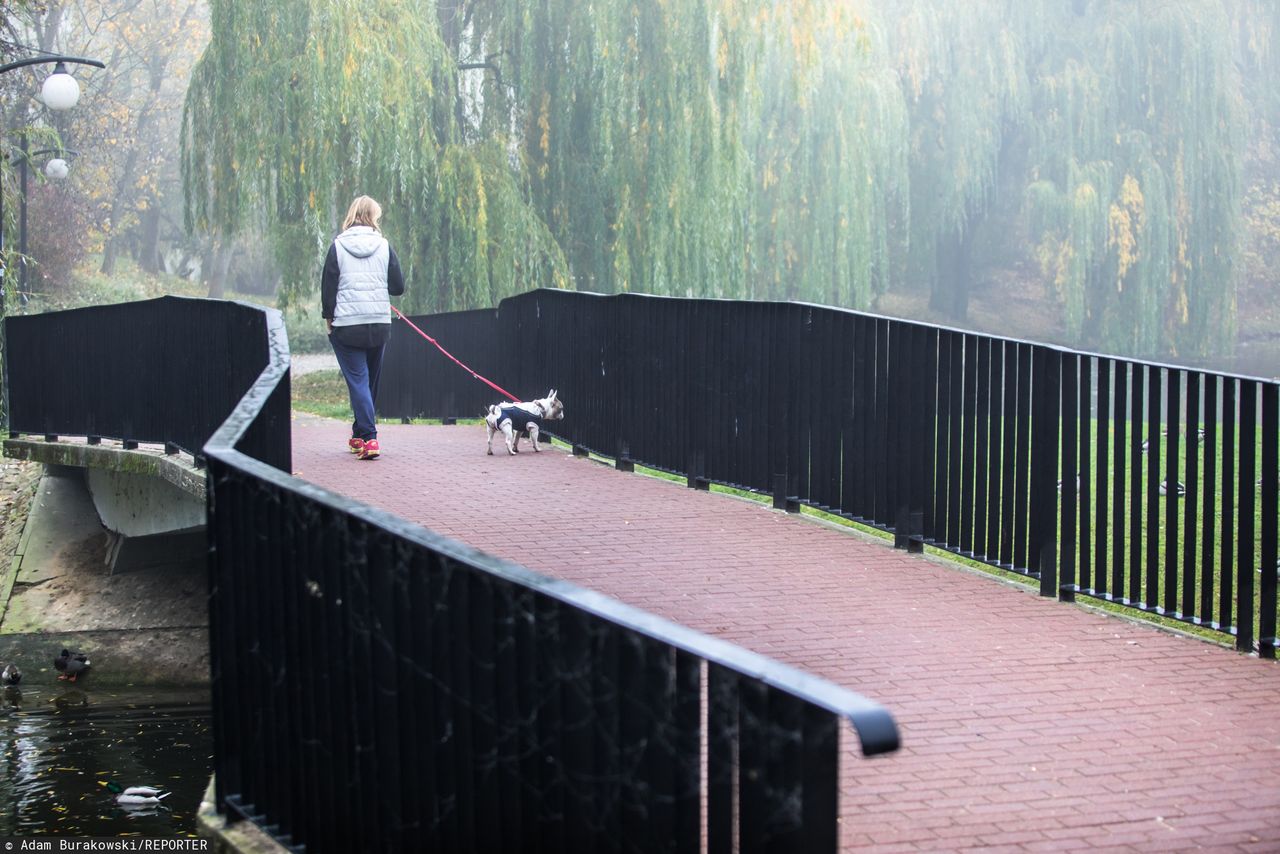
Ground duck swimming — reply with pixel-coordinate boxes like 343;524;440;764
99;781;172;805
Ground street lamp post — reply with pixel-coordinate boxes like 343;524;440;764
18;135;25;302
0;54;105;312
12;145;79;300
0;52;105;430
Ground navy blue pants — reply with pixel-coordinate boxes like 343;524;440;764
330;337;386;441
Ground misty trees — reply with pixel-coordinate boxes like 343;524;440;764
185;0;913;308
182;0;567;312
83;0;208;278
745;3;907;306
880;0;1031;320
0;0;208;296
183;0;1265;361
879;0;1246;361
1022;3;1243;359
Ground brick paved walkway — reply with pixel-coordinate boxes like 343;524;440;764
293;416;1280;852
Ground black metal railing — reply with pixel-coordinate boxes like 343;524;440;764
382;289;1279;656
8;299;900;849
378;306;502;420
203;300;898;853
3;295;291;469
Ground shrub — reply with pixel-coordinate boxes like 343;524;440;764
22;183;93;298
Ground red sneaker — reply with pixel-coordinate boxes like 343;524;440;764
348;438;364;454
358;439;380;460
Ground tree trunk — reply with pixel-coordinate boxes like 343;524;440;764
199;241;214;288
137;205;162;274
35;4;64;53
929;225;975;321
100;236;119;276
436;0;464;55
205;242;232;299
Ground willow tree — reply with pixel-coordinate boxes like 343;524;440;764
182;0;567;312
879;0;1033;319
454;0;757;298
1229;0;1280;154
454;0;911;307
183;0;1254;361
1022;0;1243;358
743;2;908;306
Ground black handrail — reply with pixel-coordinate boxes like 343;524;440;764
382;289;1279;657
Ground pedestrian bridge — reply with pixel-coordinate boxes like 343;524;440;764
4;292;1278;852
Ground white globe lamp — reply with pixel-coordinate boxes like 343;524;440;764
45;158;69;180
41;63;80;111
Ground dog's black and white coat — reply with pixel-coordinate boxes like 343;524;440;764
485;390;564;455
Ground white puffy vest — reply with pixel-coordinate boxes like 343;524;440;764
332;225;391;327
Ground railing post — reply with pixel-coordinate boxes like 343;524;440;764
688;449;709;490
1032;348;1061;597
921;327;939;543
1060;352;1078;603
617;439;634;472
894;506;923;553
773;472;798;513
1238;380;1257;653
1259;382;1277;658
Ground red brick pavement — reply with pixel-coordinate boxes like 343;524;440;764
293;416;1280;852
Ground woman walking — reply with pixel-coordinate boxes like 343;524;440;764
321;195;405;460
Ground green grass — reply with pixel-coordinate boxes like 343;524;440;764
21;256;335;356
918;409;1271;646
1056;416;1270;646
19;257;192;313
290;368;482;427
291;369;352;420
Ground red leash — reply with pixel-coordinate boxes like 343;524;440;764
391;306;521;402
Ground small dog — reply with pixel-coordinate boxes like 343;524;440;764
485;390;564;455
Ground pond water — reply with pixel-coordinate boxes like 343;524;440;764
0;686;212;837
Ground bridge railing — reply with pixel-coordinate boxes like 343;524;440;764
10;299;900;850
383;289;1279;656
3;295;291;469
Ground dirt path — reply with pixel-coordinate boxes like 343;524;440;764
0;459;41;575
291;351;338;376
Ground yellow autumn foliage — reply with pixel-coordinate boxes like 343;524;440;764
1108;174;1145;290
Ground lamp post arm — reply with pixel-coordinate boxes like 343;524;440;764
0;55;106;75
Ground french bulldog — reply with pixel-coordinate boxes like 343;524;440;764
485;390;564;455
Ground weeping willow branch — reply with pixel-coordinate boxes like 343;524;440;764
182;0;567;312
182;0;1251;359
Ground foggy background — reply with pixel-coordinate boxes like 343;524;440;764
2;0;1276;376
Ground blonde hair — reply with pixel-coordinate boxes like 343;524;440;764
342;195;383;231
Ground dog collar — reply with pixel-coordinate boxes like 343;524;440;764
534;401;547;417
